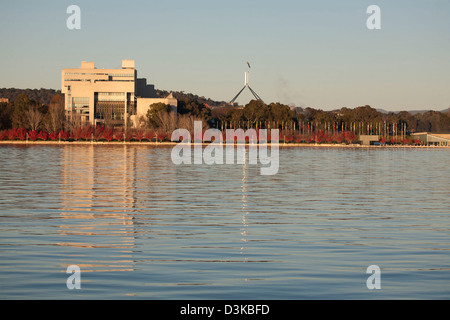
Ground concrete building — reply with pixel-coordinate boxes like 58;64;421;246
411;132;450;146
359;135;380;146
61;60;177;127
136;93;177;115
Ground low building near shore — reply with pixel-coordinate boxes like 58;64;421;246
359;135;380;146
411;132;450;146
135;92;177;121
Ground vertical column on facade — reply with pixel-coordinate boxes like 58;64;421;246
124;93;128;129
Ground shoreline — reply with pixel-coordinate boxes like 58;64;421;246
0;140;449;149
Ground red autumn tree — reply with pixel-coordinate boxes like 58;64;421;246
102;128;115;142
58;130;69;141
135;130;144;142
344;131;356;143
28;130;38;141
144;130;155;141
48;132;59;141
37;131;48;141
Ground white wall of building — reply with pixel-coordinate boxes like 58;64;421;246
61;60;176;127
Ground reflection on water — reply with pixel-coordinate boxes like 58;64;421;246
0;145;449;299
59;145;137;272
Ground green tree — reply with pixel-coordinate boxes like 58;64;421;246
352;105;382;123
242;100;268;125
0;101;13;130
397;111;416;133
146;103;173;128
303;107;323;123
177;98;211;121
11;93;31;128
229;108;244;127
415;111;450;133
267;102;296;125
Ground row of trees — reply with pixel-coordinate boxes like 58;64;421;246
0;126;171;142
144;99;449;136
1;91;449;144
0;88;59;106
0;125;424;145
0;93;66;132
210;101;450;134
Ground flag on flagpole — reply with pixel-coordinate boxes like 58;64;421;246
247;61;251;68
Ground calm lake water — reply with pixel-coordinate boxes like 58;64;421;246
0;144;449;299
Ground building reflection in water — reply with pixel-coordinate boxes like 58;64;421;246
57;144;252;278
59;145;138;273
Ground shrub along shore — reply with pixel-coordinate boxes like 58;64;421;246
0;126;448;148
1;141;447;149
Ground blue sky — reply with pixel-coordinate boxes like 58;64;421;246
0;0;449;111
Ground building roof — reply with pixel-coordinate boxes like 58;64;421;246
430;133;450;140
411;132;450;141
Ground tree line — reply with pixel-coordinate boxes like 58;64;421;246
1;90;449;139
0;93;66;132
0;88;60;106
147;98;450;135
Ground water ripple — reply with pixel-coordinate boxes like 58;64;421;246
0;145;449;299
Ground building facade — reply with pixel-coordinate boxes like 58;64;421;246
359;135;380;146
411;132;450;146
61;60;177;127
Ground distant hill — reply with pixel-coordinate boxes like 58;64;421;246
0;88;61;105
408;109;434;115
0;87;230;108
404;108;450;115
377;108;449;115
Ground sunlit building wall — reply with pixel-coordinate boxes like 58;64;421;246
61;60;177;127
